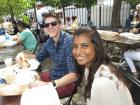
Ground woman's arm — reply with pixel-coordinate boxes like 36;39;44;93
12;34;21;43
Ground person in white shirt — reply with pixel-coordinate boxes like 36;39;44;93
124;15;140;77
35;1;48;28
72;27;133;105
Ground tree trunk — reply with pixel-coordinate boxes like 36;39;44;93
10;6;14;21
111;0;122;28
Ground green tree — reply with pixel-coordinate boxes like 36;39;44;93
111;0;139;28
0;0;35;21
125;0;140;9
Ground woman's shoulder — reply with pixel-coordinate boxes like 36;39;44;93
94;64;122;90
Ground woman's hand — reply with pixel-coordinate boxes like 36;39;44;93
129;28;138;33
12;35;18;41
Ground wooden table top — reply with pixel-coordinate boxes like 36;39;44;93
0;95;21;105
97;30;140;45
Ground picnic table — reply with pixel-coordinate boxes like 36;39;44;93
0;34;35;105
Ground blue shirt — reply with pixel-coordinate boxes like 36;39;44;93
36;31;76;80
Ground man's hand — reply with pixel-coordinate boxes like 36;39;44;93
29;80;48;89
16;52;26;64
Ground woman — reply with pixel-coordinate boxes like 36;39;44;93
71;16;79;30
65;17;71;27
12;20;37;52
72;27;133;105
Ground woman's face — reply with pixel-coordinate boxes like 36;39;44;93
72;34;96;68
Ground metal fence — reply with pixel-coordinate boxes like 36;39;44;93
1;0;140;30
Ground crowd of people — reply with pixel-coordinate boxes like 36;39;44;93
1;1;140;105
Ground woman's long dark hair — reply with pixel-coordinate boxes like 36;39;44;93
73;27;128;100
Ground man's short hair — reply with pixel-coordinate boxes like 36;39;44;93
44;12;61;24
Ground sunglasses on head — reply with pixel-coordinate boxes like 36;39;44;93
43;21;58;28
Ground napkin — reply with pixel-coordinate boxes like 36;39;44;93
21;83;61;105
119;32;140;40
4;40;17;47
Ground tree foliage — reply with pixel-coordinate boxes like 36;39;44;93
0;0;35;20
124;0;140;8
0;0;139;27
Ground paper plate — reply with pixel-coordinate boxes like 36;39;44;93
0;61;40;96
4;40;17;47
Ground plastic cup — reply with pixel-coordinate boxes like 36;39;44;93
4;57;13;67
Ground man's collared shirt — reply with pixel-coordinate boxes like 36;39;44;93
36;31;76;79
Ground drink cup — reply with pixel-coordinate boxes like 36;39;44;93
4;57;13;67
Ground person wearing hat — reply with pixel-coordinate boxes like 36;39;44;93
35;1;48;27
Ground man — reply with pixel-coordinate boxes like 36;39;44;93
16;12;77;98
35;1;48;27
35;1;49;43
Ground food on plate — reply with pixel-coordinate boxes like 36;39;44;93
17;58;30;69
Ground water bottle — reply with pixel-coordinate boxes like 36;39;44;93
0;28;5;35
5;33;10;41
0;78;7;85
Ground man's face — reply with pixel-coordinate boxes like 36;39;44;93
44;17;62;38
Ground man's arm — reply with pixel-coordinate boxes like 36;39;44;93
54;72;77;88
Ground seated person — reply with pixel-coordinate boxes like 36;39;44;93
71;16;79;31
129;15;140;33
15;12;77;98
124;48;140;76
124;15;140;77
12;20;37;52
65;17;71;27
72;27;133;105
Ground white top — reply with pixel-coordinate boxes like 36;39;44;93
36;7;48;24
85;64;133;105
